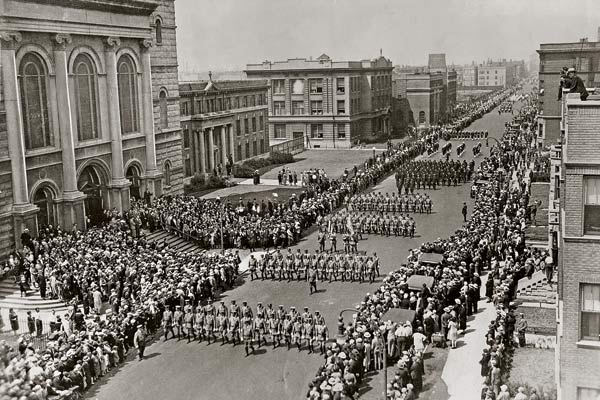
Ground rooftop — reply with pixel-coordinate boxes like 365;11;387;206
15;0;160;15
538;40;600;53
179;79;269;95
245;55;392;72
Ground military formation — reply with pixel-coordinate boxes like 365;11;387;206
346;212;417;238
247;249;382;284
443;130;489;140
395;159;475;194
162;301;329;356
347;192;433;214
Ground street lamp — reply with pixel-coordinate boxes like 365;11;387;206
216;196;225;253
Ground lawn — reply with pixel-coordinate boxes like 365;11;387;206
508;347;556;399
517;306;556;335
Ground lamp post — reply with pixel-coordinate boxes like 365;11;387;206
216;196;225;253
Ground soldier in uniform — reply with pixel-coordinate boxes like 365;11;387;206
216;308;228;344
315;315;328;355
184;308;195;342
228;311;240;345
194;306;205;342
242;316;255;356
283;314;293;350
173;305;184;340
268;307;281;348
248;254;258;281
204;306;215;344
308;265;318;295
162;307;175;341
292;316;303;351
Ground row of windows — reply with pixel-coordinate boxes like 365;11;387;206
273;124;346;139
181;93;266;116
235;115;265;136
272;99;348;116
18;51;160;150
272;78;346;96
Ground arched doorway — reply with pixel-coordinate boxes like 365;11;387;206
78;165;104;226
126;164;141;199
33;186;55;228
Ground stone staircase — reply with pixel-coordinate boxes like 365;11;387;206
0;280;70;312
516;270;557;305
144;230;207;254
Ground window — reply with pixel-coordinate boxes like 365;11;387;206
19;52;53;149
73;54;99;141
273;101;285;115
311;100;323;115
274;124;286;139
183;128;190;148
292;101;304;115
337;100;345;114
260;139;265;154
578;387;600;400
159;90;168;128
252;117;256;132
336;77;345;94
259;115;264;130
291;79;304;95
237;143;242;161
164;162;171;187
234;97;239;108
155;19;162;44
242;96;247;108
310;79;323;94
418;111;426;124
253;140;257;156
181;101;189;116
196;100;203;113
244;118;249;134
584;177;600;235
310;124;323;139
273;79;285;95
245;141;250;158
236;119;241;136
117;55;139;134
337;124;346;139
249;95;255;107
581;284;600;341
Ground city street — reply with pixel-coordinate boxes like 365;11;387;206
87;97;523;400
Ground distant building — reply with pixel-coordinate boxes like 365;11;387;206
461;65;479;87
555;92;600;400
179;78;269;179
537;39;600;146
428;53;457;108
245;54;393;149
477;64;506;87
392;72;445;128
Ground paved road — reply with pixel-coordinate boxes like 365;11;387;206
87;101;520;400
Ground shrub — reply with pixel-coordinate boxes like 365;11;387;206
268;151;294;164
233;164;255;178
184;173;231;194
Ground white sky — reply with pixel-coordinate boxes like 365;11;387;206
175;0;600;71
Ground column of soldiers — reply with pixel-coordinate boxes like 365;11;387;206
162;301;329;356
248;249;381;284
395;159;475;194
445;130;489;140
346;212;417;238
347;192;433;214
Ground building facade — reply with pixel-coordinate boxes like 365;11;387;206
427;53;457;108
179;79;269;180
461;65;479;87
245;54;392;149
537;39;600;147
477;65;506;87
0;0;182;256
556;92;600;400
392;72;445;128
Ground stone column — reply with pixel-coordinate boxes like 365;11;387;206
189;127;196;174
220;125;227;167
104;36;130;212
0;31;39;244
228;124;235;163
53;33;86;229
208;127;215;172
198;129;206;174
140;39;162;194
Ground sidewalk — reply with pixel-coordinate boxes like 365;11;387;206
441;274;495;400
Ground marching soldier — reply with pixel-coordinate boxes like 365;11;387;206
162;307;175;341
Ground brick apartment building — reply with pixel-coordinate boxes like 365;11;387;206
0;0;182;256
245;54;392;149
392;72;446;128
556;92;600;400
179;79;269;181
537;38;600;147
